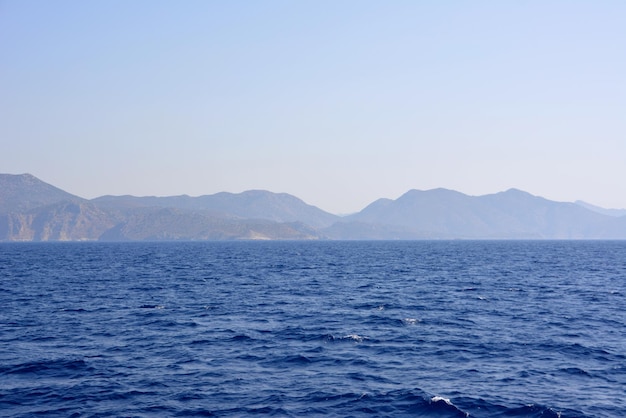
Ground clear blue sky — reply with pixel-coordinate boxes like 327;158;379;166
1;1;625;213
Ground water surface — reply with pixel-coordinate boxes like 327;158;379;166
2;241;625;417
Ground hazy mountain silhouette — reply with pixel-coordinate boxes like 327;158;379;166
2;173;626;241
0;174;328;241
0;173;83;213
346;188;624;239
575;200;626;218
92;190;338;228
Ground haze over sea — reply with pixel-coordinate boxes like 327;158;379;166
2;241;625;417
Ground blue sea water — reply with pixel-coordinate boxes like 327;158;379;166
1;241;625;417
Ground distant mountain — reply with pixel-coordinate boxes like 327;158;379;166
2;173;626;241
0;201;117;241
0;174;115;241
0;174;329;241
0;173;82;213
92;190;339;228
346;188;626;239
99;207;319;241
575;200;626;218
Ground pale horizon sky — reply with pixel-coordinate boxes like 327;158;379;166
2;1;625;214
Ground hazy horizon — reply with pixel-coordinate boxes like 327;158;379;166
2;1;624;214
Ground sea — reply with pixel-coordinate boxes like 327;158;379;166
1;241;625;417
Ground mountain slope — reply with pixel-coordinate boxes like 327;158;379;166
99;207;319;241
0;173;83;213
575;200;626;217
0;201;116;241
477;189;614;238
347;188;491;237
346;188;626;239
92;190;339;228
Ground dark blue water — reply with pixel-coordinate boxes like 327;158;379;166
1;241;625;417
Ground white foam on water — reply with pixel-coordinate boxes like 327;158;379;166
343;334;364;342
431;396;452;405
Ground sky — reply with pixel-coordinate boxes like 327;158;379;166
1;1;625;214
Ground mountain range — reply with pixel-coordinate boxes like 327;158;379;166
1;173;625;241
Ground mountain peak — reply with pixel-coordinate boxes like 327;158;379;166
0;173;83;213
401;188;466;198
503;188;532;195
